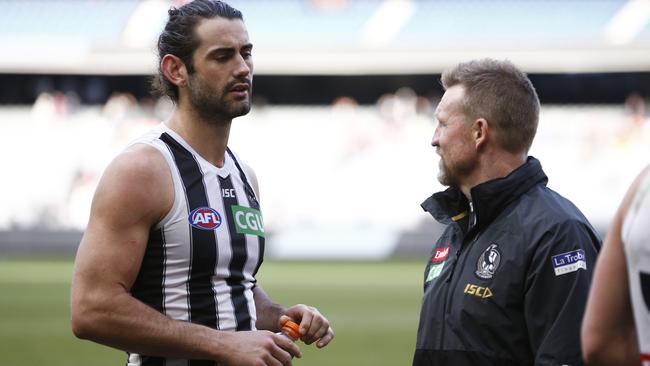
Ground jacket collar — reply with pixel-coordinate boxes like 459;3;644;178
421;157;548;231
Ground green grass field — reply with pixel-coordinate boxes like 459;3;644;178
0;259;424;366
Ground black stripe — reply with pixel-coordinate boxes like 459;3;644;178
219;175;252;331
641;271;650;312
130;228;166;366
160;133;218;329
131;227;166;312
251;232;265;278
125;353;165;366
140;355;165;366
226;149;265;276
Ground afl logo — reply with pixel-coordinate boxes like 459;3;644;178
188;207;222;230
476;243;501;279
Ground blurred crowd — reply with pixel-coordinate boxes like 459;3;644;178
1;89;648;236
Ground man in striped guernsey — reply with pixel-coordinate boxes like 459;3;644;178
70;1;334;365
583;164;650;366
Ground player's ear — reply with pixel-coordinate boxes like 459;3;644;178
161;54;189;88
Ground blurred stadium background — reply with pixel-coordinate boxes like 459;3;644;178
0;0;649;365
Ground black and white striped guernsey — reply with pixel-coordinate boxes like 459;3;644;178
127;123;265;366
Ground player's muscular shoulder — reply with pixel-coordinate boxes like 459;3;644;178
95;144;173;225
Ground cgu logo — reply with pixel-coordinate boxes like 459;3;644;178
236;211;263;232
188;207;222;230
232;205;265;237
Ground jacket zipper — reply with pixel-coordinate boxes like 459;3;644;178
437;229;479;348
444;231;481;314
438;278;450;349
438;232;481;349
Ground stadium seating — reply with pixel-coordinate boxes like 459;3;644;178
1;101;648;258
1;0;649;74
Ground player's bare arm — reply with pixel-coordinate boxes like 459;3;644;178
252;284;287;332
581;166;649;365
70;144;300;365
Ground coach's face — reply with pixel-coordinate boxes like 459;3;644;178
187;16;253;121
431;84;478;187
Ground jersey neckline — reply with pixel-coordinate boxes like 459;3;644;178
159;122;234;178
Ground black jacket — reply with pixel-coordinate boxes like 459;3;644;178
413;157;600;366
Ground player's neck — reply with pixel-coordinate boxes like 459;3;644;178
167;105;232;168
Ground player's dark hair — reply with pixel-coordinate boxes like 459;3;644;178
441;58;540;154
152;0;243;103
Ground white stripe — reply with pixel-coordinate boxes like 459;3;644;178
159;140;192;323
214;280;237;330
127;353;141;366
210;168;236;330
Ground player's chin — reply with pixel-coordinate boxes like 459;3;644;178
229;101;251;117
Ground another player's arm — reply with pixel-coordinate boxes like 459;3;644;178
581;166;649;365
242;163;334;348
71;145;300;365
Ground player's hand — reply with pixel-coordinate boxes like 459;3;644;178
222;330;301;366
282;304;334;348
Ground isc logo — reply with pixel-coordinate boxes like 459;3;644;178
464;283;493;299
222;188;236;198
188;207;222;230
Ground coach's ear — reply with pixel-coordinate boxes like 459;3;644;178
473;117;489;150
161;54;188;88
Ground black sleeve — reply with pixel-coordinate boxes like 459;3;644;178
524;219;601;366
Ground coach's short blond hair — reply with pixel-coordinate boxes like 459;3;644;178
442;58;540;153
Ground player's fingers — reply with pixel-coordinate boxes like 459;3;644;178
316;327;334;348
302;312;326;344
267;347;292;366
309;317;330;344
297;309;314;338
278;314;293;330
264;354;284;366
273;333;302;360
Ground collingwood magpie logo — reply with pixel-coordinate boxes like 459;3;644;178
476;243;501;279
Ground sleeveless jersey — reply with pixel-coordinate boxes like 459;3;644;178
622;169;650;365
127;123;265;366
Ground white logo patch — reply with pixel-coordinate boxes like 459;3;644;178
552;249;587;276
476;243;501;279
